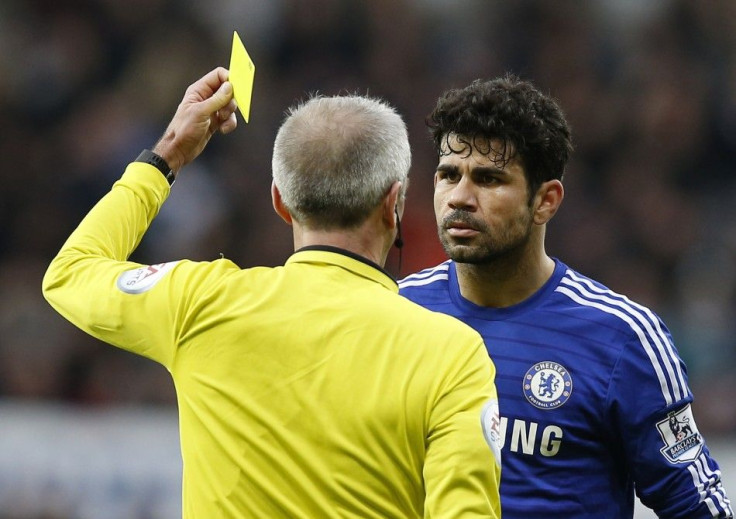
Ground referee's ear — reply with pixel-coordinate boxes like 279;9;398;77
382;180;403;230
271;181;293;225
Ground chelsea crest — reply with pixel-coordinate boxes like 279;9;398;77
523;361;573;410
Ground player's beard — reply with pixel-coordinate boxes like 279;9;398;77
437;208;534;264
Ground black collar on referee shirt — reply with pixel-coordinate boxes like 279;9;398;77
294;245;397;282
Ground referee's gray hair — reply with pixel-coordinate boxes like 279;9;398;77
272;94;411;229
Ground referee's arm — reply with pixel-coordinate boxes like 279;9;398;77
423;337;502;518
42;67;238;366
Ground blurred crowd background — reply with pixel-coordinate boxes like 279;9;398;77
2;0;736;441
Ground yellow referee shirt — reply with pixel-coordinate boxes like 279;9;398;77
43;163;501;518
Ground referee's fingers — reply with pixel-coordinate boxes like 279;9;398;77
219;111;237;135
201;81;233;117
216;97;238;134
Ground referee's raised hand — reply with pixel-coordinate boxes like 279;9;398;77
153;67;238;178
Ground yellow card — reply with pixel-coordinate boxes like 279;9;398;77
229;31;255;122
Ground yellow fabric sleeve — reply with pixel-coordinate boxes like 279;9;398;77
42;163;237;369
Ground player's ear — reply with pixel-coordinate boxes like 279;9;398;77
533;179;564;225
271;182;293;225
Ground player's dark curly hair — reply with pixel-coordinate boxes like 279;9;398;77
427;74;573;198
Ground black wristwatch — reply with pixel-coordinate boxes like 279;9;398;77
135;149;176;185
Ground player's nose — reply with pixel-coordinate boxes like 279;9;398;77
447;176;477;210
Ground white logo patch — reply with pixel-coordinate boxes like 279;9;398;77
656;404;703;464
481;399;502;466
116;262;179;294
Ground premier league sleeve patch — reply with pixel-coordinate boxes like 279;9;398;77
656;404;703;464
116;262;179;294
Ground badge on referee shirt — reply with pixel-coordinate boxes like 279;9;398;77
116;261;179;294
481;399;502;466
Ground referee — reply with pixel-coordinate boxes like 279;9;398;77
43;67;501;518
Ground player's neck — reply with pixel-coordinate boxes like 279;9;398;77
455;249;555;308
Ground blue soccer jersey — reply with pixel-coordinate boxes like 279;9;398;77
400;259;732;518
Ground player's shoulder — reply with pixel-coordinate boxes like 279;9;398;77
553;262;667;334
394;275;479;342
398;261;452;297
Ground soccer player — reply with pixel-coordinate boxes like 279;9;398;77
42;67;502;518
399;75;732;518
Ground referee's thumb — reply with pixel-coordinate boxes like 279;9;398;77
203;81;233;113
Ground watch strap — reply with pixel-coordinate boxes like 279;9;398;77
135;149;176;185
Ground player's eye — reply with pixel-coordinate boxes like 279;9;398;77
437;170;460;182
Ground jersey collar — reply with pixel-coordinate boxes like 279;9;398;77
287;245;398;292
448;258;567;319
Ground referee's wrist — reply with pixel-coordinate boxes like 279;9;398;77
135;149;176;185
